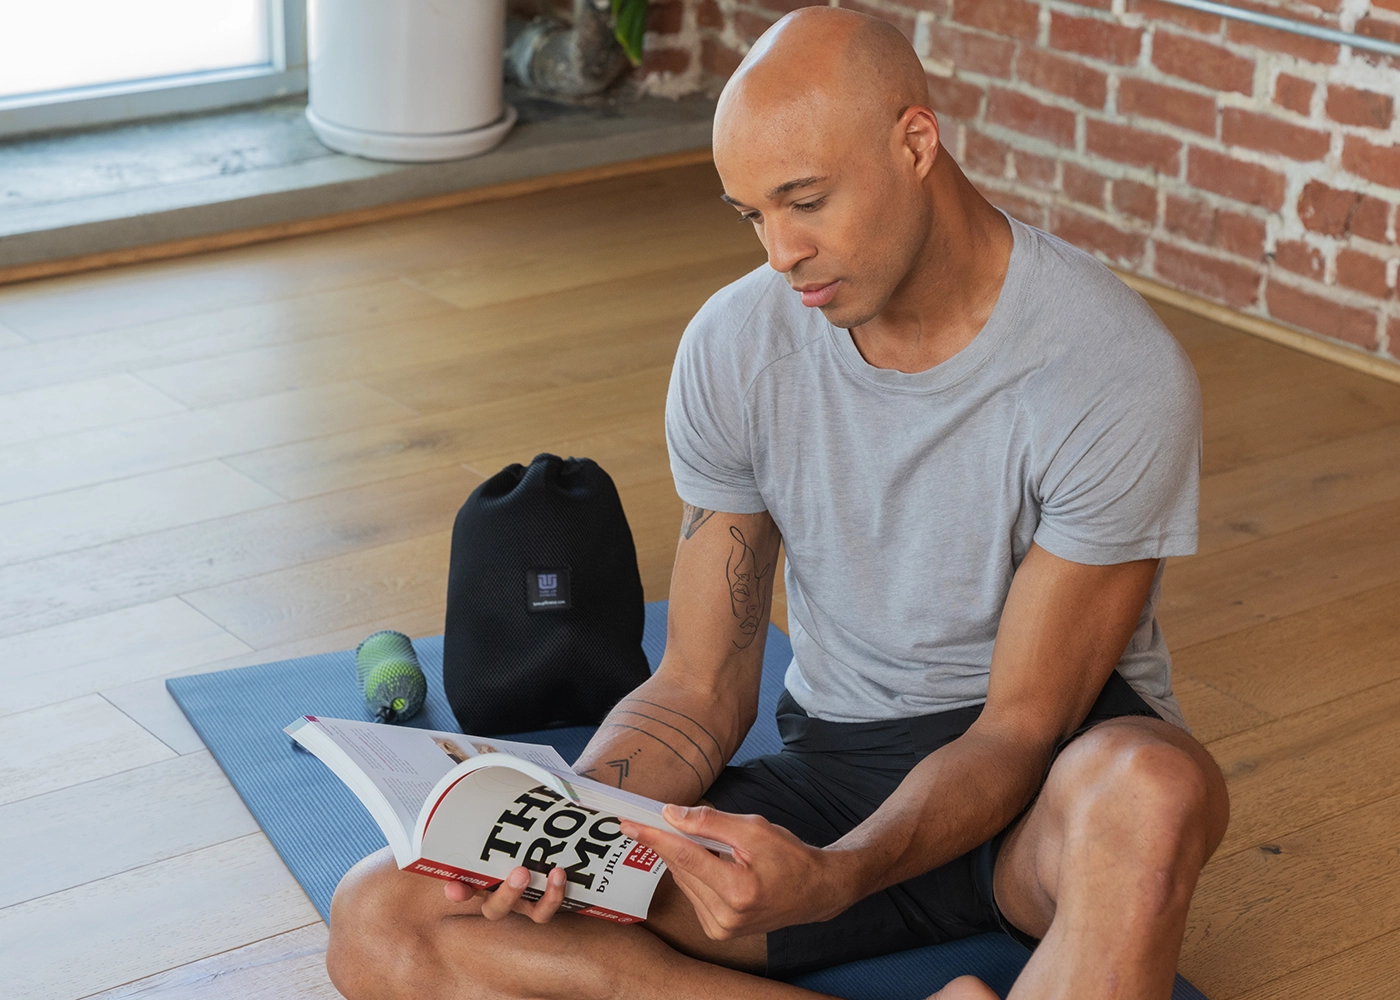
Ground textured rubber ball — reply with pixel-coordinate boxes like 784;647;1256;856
355;630;427;724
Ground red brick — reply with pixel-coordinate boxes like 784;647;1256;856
1273;74;1315;115
701;38;743;77
1336;249;1392;297
642;46;691;75
1015;48;1108;108
733;9;778;41
1062;163;1107;207
1215;211;1267;259
1086;119;1181;173
1164;195;1214;244
1048;12;1143;65
1188;147;1287;210
1155;242;1261;306
697;0;724;30
1128;0;1223;34
646;1;685;34
1373;0;1400;13
1221;108;1330;161
1266;282;1379;350
1163;196;1265;259
951;0;1040;41
964;131;1011;176
925;23;1016;78
1342;136;1400;189
985;187;1048;226
840;0;918;41
1226;20;1339;65
1152;32;1254;95
1112;178;1157;221
1351;196;1393;242
987;88;1077;146
1357;14;1400;48
1390;316;1400;355
1118;78;1216;135
752;0;829;12
1326;85;1395;130
1298;181;1362;236
1050;207;1148;265
1015;150;1058;189
1273;239;1326;280
927;74;986;120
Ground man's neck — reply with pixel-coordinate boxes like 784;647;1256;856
848;179;1014;374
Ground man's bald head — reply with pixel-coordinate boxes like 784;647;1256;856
715;7;929;154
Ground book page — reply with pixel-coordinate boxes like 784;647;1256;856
301;718;463;834
290;718;575;837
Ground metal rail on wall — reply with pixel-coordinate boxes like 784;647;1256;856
1156;0;1400;59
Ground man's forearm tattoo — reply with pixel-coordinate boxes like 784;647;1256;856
580;699;725;796
727;525;771;651
681;502;715;540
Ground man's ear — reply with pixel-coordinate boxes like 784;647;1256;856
902;106;940;179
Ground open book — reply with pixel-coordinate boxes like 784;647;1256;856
286;715;728;923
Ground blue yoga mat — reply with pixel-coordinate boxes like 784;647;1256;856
168;601;1206;1000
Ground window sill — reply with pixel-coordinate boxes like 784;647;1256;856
0;88;716;280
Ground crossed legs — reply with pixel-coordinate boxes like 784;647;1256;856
326;716;1227;1000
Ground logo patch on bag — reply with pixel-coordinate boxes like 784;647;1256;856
526;568;571;612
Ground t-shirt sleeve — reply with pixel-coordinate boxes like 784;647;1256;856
1032;335;1202;566
665;303;768;515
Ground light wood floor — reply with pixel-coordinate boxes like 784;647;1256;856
1;162;1397;1000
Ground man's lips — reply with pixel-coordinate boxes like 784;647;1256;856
794;280;840;308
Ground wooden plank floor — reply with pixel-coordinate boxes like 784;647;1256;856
1;162;1397;999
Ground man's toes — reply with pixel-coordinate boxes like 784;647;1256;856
926;974;1000;1000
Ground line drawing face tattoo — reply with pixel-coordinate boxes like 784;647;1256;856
681;503;715;540
727;525;770;650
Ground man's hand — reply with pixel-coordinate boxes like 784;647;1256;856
622;804;853;939
443;865;569;923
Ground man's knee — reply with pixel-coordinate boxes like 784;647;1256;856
327;849;442;1000
1052;720;1229;869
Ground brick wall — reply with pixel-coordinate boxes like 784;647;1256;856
638;0;1400;364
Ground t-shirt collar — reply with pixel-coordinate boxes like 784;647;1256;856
827;212;1028;394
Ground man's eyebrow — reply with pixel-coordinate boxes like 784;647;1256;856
719;175;829;208
767;175;827;199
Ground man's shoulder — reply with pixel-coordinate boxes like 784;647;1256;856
1013;220;1198;396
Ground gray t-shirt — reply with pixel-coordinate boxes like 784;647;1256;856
665;217;1200;728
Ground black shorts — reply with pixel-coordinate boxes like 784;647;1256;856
704;672;1162;979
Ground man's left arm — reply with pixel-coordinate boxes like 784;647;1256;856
622;543;1158;939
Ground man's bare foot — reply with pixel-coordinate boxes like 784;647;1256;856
926;975;1000;1000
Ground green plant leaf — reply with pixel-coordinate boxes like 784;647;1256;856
612;0;647;66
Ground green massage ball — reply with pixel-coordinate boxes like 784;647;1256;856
355;630;427;724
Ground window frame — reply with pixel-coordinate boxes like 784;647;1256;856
0;0;307;140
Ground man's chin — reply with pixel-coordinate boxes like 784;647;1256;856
819;302;878;330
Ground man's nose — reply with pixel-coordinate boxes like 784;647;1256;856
763;220;815;274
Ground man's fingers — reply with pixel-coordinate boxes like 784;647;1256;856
525;867;568;924
625;819;732;888
479;867;531;921
665;862;746;938
443;879;471;903
662;803;746;844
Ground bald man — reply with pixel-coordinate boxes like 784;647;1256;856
326;9;1228;1000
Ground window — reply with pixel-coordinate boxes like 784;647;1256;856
0;0;306;138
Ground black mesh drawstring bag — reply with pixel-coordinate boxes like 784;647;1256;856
442;454;651;735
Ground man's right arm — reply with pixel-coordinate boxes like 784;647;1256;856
572;503;782;805
455;501;781;918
